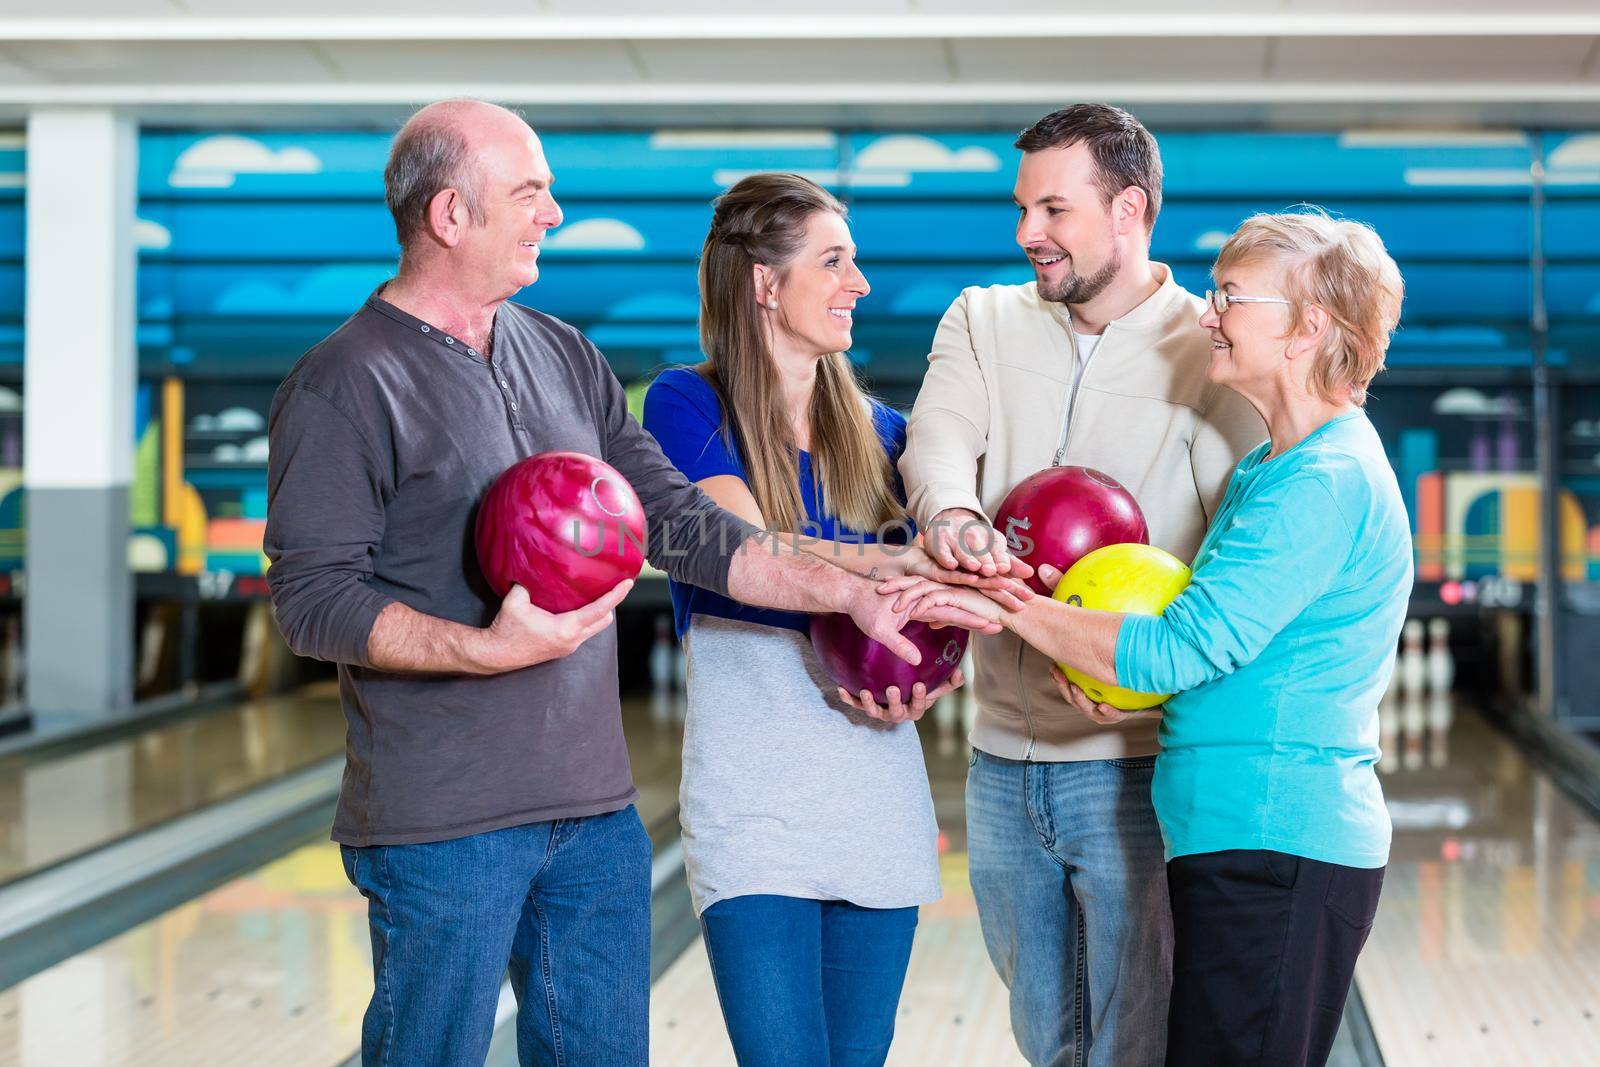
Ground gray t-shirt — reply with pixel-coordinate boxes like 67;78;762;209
264;287;756;847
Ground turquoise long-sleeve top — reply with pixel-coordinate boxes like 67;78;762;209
1115;411;1412;869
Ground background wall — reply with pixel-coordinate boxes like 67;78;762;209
0;123;1597;702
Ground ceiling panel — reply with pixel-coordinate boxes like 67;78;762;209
1283;0;1600;10
541;0;915;12
916;0;1282;11
0;0;185;14
180;0;542;13
1272;36;1596;81
0;50;47;86
7;41;334;84
951;38;1271;82
634;40;951;83
316;41;641;83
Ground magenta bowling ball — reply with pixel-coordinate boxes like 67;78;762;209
475;451;646;613
994;466;1149;596
809;614;969;706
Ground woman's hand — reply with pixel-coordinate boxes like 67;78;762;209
901;543;1035;611
875;575;1003;632
835;669;966;725
1048;664;1134;726
1035;563;1064;595
867;539;1035;610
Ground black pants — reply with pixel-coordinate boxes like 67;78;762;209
1165;849;1384;1067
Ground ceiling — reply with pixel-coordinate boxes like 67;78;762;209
0;2;1596;127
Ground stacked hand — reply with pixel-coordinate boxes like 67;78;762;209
926;507;1015;576
832;525;1027;724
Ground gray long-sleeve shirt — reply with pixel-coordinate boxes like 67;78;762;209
265;288;756;846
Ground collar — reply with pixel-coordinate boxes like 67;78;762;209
1042;261;1187;334
365;283;496;365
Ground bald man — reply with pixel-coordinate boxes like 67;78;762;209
264;101;995;1066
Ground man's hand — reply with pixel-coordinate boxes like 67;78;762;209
835;670;967;725
1048;664;1136;726
927;507;1013;577
471;579;633;674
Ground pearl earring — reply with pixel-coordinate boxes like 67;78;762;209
767;300;778;310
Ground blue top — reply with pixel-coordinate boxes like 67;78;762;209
642;366;910;638
1115;411;1413;869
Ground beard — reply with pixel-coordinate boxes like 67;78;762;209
1037;246;1121;305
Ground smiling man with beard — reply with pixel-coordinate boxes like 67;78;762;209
899;104;1265;1066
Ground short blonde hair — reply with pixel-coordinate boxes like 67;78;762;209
1214;209;1404;406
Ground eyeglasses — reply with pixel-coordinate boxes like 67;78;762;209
1206;290;1291;316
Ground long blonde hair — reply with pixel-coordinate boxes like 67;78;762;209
698;173;904;533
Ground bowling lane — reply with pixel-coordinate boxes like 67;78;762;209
0;695;685;1067
1356;695;1600;1066
0;683;346;887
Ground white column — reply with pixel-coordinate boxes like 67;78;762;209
23;108;137;721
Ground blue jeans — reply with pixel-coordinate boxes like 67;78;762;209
701;895;919;1067
966;750;1172;1067
340;805;651;1067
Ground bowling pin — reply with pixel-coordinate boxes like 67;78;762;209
1426;618;1454;696
649;689;675;730
1468;425;1491;472
6;615;24;706
1496;409;1518;472
650;615;675;694
1401;691;1425;771
1400;619;1426;698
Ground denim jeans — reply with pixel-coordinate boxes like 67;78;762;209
966;750;1173;1067
700;894;919;1067
340;804;651;1067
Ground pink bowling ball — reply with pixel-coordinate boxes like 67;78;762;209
810;614;969;706
993;466;1148;596
475;451;646;613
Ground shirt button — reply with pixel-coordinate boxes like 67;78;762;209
468;348;477;356
500;379;509;388
445;337;455;345
510;402;519;411
420;325;430;333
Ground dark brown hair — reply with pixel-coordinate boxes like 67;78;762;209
1015;104;1163;233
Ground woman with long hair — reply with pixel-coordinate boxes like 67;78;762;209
643;173;1027;1066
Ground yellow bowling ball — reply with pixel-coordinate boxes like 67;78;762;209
1051;542;1192;710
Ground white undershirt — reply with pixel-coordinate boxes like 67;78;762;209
1057;330;1105;459
1073;330;1103;369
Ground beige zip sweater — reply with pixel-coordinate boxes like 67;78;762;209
901;264;1266;762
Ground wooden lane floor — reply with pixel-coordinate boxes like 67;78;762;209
0;695;686;1066
0;683;347;886
652;695;1600;1066
1357;695;1600;1066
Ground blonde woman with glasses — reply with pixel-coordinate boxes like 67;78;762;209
932;209;1412;1067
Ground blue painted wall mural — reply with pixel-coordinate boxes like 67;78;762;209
6;126;1600;599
